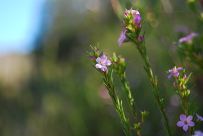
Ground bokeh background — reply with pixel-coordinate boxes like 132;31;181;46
0;0;203;136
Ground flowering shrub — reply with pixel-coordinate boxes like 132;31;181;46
87;2;203;136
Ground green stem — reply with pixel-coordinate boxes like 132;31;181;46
119;72;138;122
135;42;172;136
103;71;133;136
119;72;143;136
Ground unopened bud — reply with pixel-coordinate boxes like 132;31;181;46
138;36;143;42
186;89;190;96
183;74;187;79
141;110;149;122
121;26;127;30
120;57;125;62
137;23;141;29
122;18;127;23
90;56;95;60
180;84;185;90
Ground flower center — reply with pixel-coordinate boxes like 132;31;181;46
100;60;105;66
173;67;177;73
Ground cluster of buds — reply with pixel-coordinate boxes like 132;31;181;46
111;53;127;74
118;9;143;47
122;9;142;32
168;66;192;97
88;45;102;60
88;45;112;72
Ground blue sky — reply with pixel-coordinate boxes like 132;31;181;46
0;0;45;55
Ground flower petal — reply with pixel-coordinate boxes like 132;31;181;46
169;69;174;73
188;121;195;127
177;121;185;127
168;74;173;79
118;30;127;47
196;114;203;121
96;57;101;63
187;115;193;122
101;55;107;60
173;72;179;76
183;125;188;131
194;130;203;135
178;33;198;44
106;60;112;66
133;14;142;23
95;64;101;69
177;67;183;71
180;114;187;121
100;66;107;72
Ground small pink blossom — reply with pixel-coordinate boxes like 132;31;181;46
177;114;195;131
95;55;112;72
168;66;183;79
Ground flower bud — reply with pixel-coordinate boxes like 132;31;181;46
183;74;187;79
121;26;127;30
141;110;149;122
90;56;95;60
185;89;190;97
180;84;185;90
137;23;141;29
120;57;125;62
173;82;177;87
122;18;127;23
138;36;143;42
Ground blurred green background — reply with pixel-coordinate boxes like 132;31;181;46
0;0;203;136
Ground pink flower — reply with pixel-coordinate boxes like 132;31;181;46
177;114;195;131
178;33;198;44
95;55;112;72
168;66;183;79
118;30;127;47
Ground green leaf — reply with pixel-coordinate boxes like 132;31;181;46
185;72;192;84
